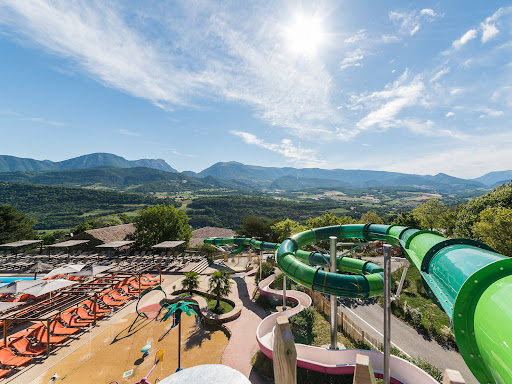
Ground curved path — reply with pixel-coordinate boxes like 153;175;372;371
256;274;438;384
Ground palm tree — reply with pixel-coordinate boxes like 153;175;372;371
208;271;232;311
181;271;200;295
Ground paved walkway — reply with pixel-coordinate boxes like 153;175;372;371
198;274;272;384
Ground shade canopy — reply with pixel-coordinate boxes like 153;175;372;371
0;279;43;294
0;240;42;248
21;279;77;297
47;240;89;248
24;261;53;273
73;265;113;277
152;241;185;249
96;241;134;249
45;264;85;278
0;302;24;312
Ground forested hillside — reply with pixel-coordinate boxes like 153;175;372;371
0;182;178;230
187;195;338;229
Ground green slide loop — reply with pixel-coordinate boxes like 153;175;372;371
206;222;512;383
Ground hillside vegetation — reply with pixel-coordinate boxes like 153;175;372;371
0;182;177;230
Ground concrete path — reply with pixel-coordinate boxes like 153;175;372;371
198;274;272;384
338;298;478;384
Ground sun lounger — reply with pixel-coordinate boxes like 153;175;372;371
59;313;92;328
75;307;105;320
11;336;47;356
80;300;111;314
31;326;67;344
49;321;80;336
143;273;160;282
0;369;9;379
0;347;31;366
119;285;138;296
100;295;124;307
108;290;130;301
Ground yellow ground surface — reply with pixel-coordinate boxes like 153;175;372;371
37;305;229;384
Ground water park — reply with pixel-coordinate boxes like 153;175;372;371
0;223;510;384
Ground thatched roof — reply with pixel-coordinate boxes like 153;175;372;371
73;223;136;247
190;226;235;248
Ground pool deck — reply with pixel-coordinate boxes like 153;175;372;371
6;274;185;384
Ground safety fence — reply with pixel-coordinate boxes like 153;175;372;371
305;288;382;351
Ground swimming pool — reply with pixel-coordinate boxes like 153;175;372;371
0;276;39;287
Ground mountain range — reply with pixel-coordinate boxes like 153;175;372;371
1;154;511;193
0;153;177;173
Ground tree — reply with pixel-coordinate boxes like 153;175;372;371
359;211;385;224
455;182;512;238
412;199;447;230
208;270;232;311
128;204;192;250
196;243;218;258
236;215;280;241
393;212;420;227
182;271;200;294
472;207;512;256
0;205;37;244
40;230;67;245
270;219;306;243
306;213;356;229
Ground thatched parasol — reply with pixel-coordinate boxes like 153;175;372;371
24;261;53;280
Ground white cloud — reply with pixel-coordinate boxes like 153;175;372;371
344;29;366;44
340;49;364;70
452;29;477;49
481;23;499;43
0;1;340;140
420;9;437;17
430;67;450;83
446;112;455;117
477;106;504;117
389;9;439;36
231;131;326;167
0;108;65;126
118;129;140;137
352;70;425;131
170;149;194;158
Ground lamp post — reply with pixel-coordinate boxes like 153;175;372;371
383;244;392;384
329;236;338;349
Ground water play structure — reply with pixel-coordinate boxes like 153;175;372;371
205;223;512;384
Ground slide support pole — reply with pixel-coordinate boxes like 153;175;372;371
330;236;338;349
282;275;287;310
383;244;392;384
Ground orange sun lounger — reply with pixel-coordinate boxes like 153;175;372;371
11;336;46;356
0;347;31;367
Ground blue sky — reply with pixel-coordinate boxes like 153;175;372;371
0;1;510;178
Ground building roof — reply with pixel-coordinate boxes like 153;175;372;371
76;223;136;244
152;241;185;249
0;240;42;248
96;241;135;249
189;226;235;248
47;240;90;248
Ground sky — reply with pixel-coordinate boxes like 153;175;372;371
0;1;511;178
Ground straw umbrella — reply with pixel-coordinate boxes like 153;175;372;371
25;261;53;280
72;265;113;277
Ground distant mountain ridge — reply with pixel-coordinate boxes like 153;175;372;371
193;161;488;193
0;153;177;173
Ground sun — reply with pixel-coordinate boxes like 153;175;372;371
284;14;326;56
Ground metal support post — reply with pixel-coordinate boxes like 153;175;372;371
392;259;410;301
282;274;287;310
329;236;338;349
383;244;392;384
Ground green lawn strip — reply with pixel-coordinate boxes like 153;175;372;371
177;292;234;315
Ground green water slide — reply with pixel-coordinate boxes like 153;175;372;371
205;223;512;383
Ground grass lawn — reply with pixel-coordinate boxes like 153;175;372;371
177;292;234;315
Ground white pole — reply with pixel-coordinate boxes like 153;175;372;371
383;244;392;384
329;236;338;349
282;274;287;310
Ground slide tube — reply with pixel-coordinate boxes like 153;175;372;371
206;223;512;383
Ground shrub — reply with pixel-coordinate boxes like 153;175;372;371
290;307;315;344
257;262;275;281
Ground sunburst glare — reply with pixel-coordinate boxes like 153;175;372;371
284;13;326;57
